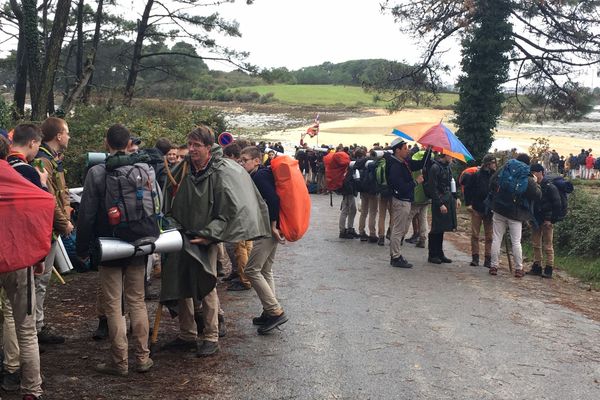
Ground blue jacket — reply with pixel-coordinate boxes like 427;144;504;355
387;154;424;202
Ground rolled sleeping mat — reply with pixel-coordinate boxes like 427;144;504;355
90;229;183;267
54;236;74;274
86;152;107;168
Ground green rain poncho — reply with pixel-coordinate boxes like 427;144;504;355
160;145;271;303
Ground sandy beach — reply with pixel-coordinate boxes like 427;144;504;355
264;108;598;156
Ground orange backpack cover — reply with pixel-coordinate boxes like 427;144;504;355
458;166;479;194
324;151;350;191
270;155;311;242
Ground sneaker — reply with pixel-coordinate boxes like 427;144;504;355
415;239;426;248
440;255;452;263
470;254;480;267
526;262;542;276
135;358;154;373
515;269;525;278
483;256;492;269
2;369;20;391
359;233;369;242
223;270;239;282
339;230;349;239
37;326;65;344
489;267;498;275
377;237;385;246
94;362;128;377
346;228;359;239
405;235;419;244
196;340;220;357
252;311;269;326
92;317;109;341
391;256;413;268
542;265;553;279
161;337;196;352
368;236;378;243
257;312;289;335
218;314;227;338
428;257;442;264
227;281;251;291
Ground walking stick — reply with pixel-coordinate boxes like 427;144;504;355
504;233;513;273
150;304;162;356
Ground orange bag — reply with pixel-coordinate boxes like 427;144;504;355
458;166;479;194
0;160;55;272
270;155;311;242
324;151;350;191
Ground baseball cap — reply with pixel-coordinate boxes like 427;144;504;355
390;137;407;151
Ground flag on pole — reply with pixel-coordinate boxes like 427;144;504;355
306;114;319;138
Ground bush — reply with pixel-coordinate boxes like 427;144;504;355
63;100;226;187
0;98;12;130
554;189;600;257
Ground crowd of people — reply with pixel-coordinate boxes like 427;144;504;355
0;118;580;399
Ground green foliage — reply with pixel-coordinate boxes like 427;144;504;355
63;101;226;187
0;98;12;129
454;0;513;163
554;189;600;258
528;137;550;161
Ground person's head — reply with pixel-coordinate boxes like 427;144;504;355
239;146;262;173
106;124;131;153
267;149;275;159
40;117;70;152
128;136;141;153
166;148;178;165
155;137;172;156
516;153;531;165
391;138;409;160
354;148;366;159
224;143;241;160
187;125;214;166
0;135;9;159
530;163;544;182
482;153;497;171
11;123;43;161
177;144;188;162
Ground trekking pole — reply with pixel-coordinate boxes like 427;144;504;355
150;304;162;355
52;267;66;285
504;233;513;273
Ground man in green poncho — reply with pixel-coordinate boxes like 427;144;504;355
161;125;271;357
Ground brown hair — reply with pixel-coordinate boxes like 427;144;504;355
240;146;261;160
0;135;9;159
12;123;43;146
187;125;214;146
40;117;67;142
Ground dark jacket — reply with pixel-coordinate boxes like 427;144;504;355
464;167;494;215
251;166;280;223
489;165;541;222
387;154;424;202
36;143;71;236
8;153;44;189
428;159;457;233
533;177;562;225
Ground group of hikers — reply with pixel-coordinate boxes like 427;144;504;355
323;138;574;278
0;121;291;399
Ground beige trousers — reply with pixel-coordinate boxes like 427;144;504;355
532;223;555;267
99;256;150;370
178;288;220;343
389;198;413;259
245;236;282;316
358;193;378;237
470;209;493;257
234;240;253;288
378;196;392;238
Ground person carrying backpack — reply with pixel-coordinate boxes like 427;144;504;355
488;154;542;278
527;164;562;278
356;150;379;243
76;124;155;375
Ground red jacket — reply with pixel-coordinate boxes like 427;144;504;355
586;155;595;169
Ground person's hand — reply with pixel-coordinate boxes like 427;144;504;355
37;167;48;187
440;205;448;214
64;221;74;236
272;227;286;244
456;198;462;209
190;236;211;245
415;174;424;184
33;261;45;276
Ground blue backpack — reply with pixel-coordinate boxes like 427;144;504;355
494;159;531;209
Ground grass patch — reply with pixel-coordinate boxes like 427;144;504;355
233;84;458;108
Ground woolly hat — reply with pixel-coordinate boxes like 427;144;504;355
530;163;545;173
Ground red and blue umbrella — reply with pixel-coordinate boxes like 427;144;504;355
417;122;474;163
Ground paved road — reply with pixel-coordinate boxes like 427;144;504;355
217;194;600;400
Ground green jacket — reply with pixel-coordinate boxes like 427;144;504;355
160;145;271;303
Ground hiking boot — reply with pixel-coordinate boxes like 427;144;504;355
94;362;128;377
515;269;525;278
346;228;359;239
218;314;227;338
223;270;239;282
368;236;378;243
252;311;269;326
440;255;452;263
377;237;385;246
92;317;109;341
257;312;289;335
135;358;154;373
227;281;251;291
527;262;543;276
359;232;369;241
542;265;553;279
2;369;20;391
489;267;498;275
415;239;426;248
339;230;350;239
405;234;419;244
483;256;492;269
196;340;220;357
391;256;413;268
470;254;479;267
37;326;65;344
428;256;442;264
161;337;196;352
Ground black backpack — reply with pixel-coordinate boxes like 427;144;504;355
105;154;160;244
547;174;574;222
338;166;359;196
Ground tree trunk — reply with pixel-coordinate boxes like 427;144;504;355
22;0;43;119
82;0;104;104
123;0;154;105
61;58;94;115
76;0;84;80
10;0;26;119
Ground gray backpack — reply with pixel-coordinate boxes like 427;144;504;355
105;160;160;244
